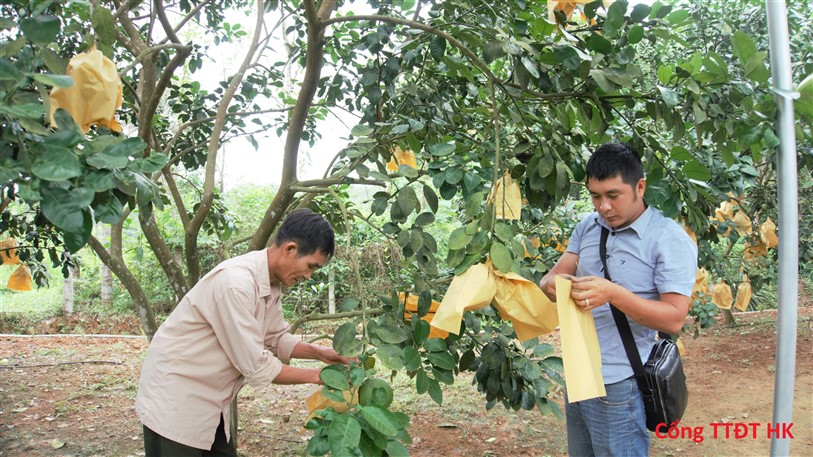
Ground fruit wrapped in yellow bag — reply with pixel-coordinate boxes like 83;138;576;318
712;281;733;310
7;264;33;291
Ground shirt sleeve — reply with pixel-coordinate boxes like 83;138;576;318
654;226;698;297
565;215;589;255
262;307;301;364
205;279;286;389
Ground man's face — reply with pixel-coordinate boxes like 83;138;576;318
586;175;646;229
278;244;328;287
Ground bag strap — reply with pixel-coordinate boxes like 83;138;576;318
600;227;649;391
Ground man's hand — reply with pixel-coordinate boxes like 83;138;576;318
317;346;356;366
569;275;619;311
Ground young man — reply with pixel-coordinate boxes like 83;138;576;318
136;208;353;456
538;143;697;456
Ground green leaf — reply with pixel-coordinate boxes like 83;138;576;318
104;137;147;157
423;338;446;352
428;143;455;157
731;31;758;67
657;66;673;85
339;297;359;312
683;160;711;181
426;351;456;371
385;440;409;457
373;317;409;344
590;70;616;93
328;414;361;455
93;194;124;224
61;209;93;253
320;368;350;390
404;346;421;372
490;241;512;273
586;35;613;55
28;73;73;88
657;85;679;109
128;154;168;173
427;378;443;405
333;322;363;356
429;35;446;62
91;8;117;45
493;222;514;243
605;1;627;35
414;212;435;227
20;15;60;44
630;4;651;22
32;145;82;181
376;345;405;371
360;405;400;437
87;151;129;170
40;185;87;232
422;185;438;213
628;25;644;45
797;73;813;120
0;103;44;119
351;124;374;137
644;179;671;206
412;314;432;345
605;68;634;87
416;368;429;394
448;227;473;250
666;9;689;25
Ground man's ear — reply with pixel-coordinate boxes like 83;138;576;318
637;178;647;196
281;241;298;256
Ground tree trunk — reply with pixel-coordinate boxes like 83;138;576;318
99;224;113;308
62;266;74;315
88;235;158;339
328;268;336;314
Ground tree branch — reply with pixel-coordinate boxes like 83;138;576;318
290;308;383;334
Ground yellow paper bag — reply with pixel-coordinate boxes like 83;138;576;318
431;263;558;342
7;264;33;291
0;238;21;265
715;201;734;222
49;47;123;133
487;171;522;220
431;264;497;335
692;268;710;299
386;146;417;172
712;281;733;309
304;388;358;425
548;0;614;22
490;267;558;341
400;293;449;339
743;242;768;260
731;211;752;235
555;275;605;402
760;218;778;248
735;278;752;312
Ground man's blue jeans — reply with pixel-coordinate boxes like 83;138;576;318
565;377;649;457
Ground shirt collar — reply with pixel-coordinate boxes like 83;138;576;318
255;249;274;297
594;206;654;240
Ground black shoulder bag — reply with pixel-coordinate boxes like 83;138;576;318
599;227;688;432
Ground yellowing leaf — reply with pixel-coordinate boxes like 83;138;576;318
50;439;66;449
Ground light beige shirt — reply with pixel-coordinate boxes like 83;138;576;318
135;249;301;450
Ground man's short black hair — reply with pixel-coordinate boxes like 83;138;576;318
274;208;335;258
586;142;644;186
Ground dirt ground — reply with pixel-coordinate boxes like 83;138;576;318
1;305;811;457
